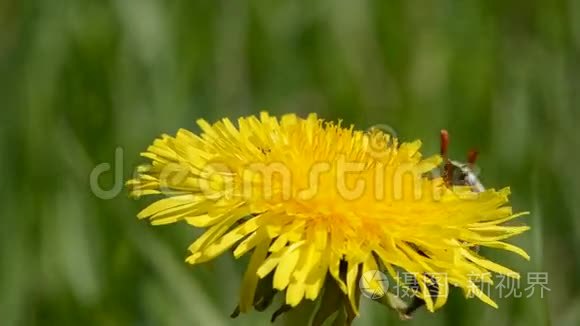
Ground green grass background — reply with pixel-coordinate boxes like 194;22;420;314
1;0;579;325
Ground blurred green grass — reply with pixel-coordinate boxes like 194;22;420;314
1;0;579;325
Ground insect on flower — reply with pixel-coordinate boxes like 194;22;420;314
400;129;488;319
440;129;485;193
127;113;530;325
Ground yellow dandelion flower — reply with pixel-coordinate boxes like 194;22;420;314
127;112;529;324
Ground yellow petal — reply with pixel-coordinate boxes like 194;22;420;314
137;194;197;219
273;246;302;290
461;249;519;278
239;234;270;313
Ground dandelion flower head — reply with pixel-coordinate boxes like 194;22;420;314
127;112;529;323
